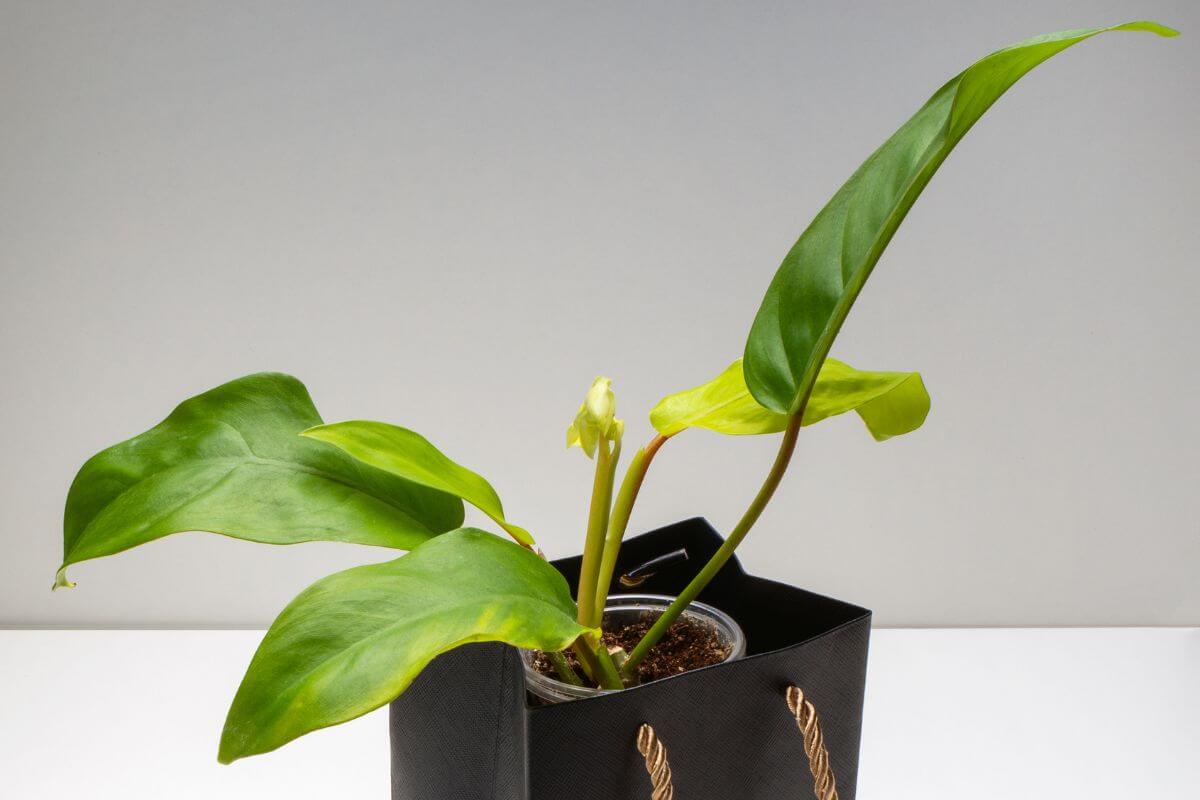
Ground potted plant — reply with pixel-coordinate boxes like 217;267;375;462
58;21;1175;800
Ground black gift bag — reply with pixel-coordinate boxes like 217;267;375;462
389;518;871;799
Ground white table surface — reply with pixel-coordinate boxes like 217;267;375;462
1;628;1196;798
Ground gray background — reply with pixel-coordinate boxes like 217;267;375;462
2;1;1196;628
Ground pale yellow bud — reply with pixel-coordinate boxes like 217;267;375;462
566;376;624;458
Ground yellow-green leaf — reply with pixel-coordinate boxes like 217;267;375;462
218;529;587;762
806;359;931;440
59;374;465;587
302;420;534;546
651;357;929;441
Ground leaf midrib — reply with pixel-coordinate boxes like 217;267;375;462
789;105;953;416
673;388;754;429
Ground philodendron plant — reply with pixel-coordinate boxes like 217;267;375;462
59;22;1175;764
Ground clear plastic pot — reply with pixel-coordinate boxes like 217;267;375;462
522;593;746;704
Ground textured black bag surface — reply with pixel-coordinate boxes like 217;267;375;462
389;518;871;799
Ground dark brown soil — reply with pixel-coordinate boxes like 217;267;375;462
531;613;731;688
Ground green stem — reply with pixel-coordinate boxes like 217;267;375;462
572;639;601;683
585;633;625;690
572;636;623;690
622;413;803;676
546;650;583;686
576;437;619;627
591;434;669;626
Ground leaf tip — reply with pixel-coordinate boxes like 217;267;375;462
502;522;537;548
1124;20;1180;38
297;424;328;441
52;567;75;591
217;727;246;765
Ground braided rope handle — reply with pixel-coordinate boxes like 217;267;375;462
637;685;838;800
636;724;674;800
786;686;839;800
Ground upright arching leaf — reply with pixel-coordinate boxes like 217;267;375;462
219;529;587;762
59;373;465;587
302;420;535;546
650;357;929;441
744;22;1177;415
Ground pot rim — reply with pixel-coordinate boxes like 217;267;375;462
521;593;746;702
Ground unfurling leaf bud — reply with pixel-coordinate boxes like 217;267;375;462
566;377;623;458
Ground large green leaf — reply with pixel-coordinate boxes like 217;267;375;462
218;528;586;762
744;22;1177;415
59;374;465;588
302;420;535;546
651;357;929;441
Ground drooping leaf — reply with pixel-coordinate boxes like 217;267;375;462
59;374;465;588
805;359;930;440
218;528;587;762
744;22;1177;415
650;357;929;441
302;420;534;547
